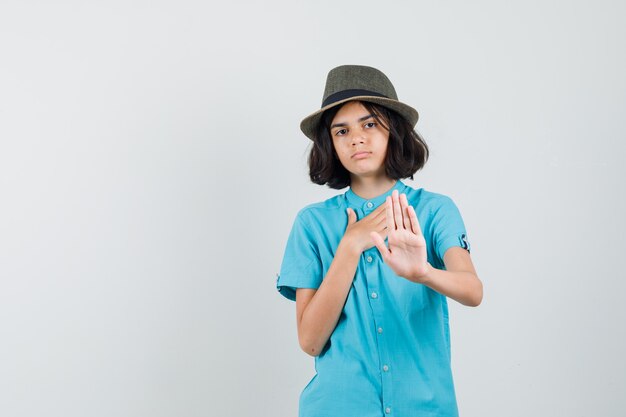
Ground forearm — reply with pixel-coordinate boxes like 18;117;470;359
411;263;483;307
298;239;360;356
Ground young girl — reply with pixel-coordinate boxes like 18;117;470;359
277;65;483;417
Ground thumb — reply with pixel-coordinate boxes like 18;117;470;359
346;208;357;225
371;231;390;262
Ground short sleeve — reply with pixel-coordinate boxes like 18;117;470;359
432;196;471;265
276;210;323;301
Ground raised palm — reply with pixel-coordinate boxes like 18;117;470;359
371;190;428;282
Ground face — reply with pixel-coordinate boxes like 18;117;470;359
329;101;390;181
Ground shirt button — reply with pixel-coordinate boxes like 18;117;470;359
371;292;378;299
377;327;383;334
366;201;373;208
385;407;391;414
383;365;389;372
366;255;373;263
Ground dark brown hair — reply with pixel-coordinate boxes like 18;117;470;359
308;101;429;189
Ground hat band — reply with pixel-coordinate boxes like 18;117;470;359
321;89;388;108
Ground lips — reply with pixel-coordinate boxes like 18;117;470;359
351;151;371;159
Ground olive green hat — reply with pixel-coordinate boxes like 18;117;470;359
300;65;419;141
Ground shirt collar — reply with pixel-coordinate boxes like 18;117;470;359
344;179;407;209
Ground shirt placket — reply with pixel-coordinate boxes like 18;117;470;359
361;200;395;416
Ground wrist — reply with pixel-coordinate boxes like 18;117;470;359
338;236;363;257
410;262;434;284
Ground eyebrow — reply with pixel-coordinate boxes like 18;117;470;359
330;114;375;129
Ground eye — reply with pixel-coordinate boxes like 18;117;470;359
334;128;347;136
364;121;376;129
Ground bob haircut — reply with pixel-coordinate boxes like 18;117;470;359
308;101;429;189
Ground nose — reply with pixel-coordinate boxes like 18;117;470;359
349;128;366;145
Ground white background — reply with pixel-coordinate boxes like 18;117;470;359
1;1;625;416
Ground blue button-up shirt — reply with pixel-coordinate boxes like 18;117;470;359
277;180;470;417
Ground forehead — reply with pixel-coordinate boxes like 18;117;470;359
332;101;371;123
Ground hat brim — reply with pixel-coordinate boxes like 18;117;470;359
299;96;419;141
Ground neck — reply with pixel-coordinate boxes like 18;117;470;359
349;176;397;200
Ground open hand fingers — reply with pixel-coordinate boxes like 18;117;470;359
385;195;394;231
360;201;387;221
400;193;422;236
392;190;404;229
375;213;388;240
401;193;414;229
407;205;422;236
347;202;389;252
361;203;388;231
